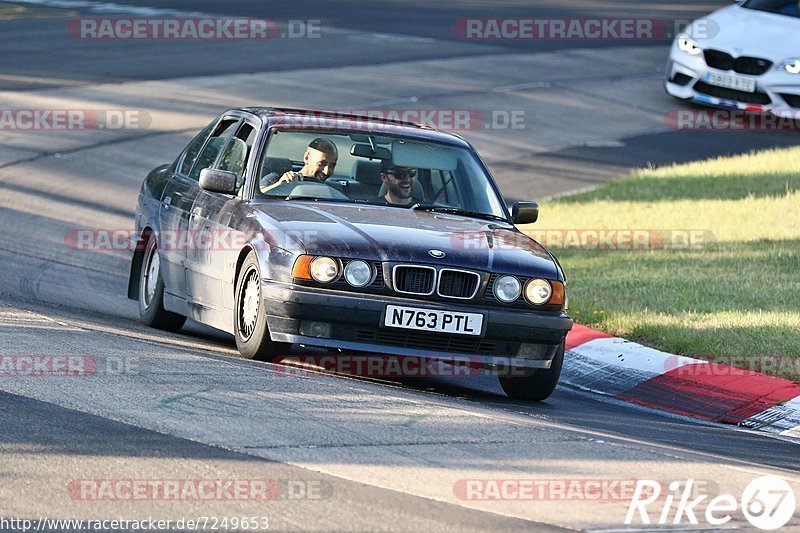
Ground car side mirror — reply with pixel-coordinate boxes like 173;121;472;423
511;201;539;225
199;168;237;195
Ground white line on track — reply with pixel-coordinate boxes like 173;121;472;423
10;0;438;44
6;0;213;17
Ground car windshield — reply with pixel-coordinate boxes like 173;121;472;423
255;130;509;221
742;0;800;17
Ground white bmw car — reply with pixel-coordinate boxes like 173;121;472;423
665;0;800;117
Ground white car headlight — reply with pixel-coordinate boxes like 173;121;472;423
524;279;552;305
344;260;372;287
310;256;339;283
779;59;800;74
493;275;521;303
677;34;702;56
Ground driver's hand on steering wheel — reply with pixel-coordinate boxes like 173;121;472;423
278;171;304;184
262;171;305;192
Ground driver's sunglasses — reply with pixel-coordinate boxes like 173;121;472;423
386;168;416;179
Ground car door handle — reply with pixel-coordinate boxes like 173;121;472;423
162;196;172;210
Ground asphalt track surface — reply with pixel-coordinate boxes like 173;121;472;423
0;0;799;531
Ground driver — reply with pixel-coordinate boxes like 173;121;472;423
375;160;424;206
261;137;338;192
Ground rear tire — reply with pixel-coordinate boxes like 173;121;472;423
234;251;290;361
138;237;186;332
499;341;564;401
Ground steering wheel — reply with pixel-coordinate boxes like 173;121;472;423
267;179;350;200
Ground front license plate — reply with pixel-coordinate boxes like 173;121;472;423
384;305;483;336
706;71;756;93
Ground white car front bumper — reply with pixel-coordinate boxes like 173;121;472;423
664;40;800;118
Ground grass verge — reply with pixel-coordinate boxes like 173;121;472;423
520;146;800;381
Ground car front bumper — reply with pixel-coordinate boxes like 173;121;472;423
261;281;573;369
665;42;800;118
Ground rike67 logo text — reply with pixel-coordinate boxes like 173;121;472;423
626;476;796;530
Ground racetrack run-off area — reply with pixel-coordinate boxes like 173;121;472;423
564;324;800;438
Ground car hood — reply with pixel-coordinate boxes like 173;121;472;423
694;5;800;61
251;201;560;279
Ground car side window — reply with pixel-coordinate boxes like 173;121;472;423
216;123;257;189
177;123;214;176
187;119;239;181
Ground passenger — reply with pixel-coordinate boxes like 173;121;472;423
374;160;424;206
261;137;338;192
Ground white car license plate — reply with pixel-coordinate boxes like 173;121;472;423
705;71;756;93
384;305;483;336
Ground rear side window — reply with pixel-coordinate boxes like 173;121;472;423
187;119;239;181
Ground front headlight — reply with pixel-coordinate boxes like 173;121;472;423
778;59;800;74
677;34;702;56
309;256;339;283
524;278;552;305
493;275;521;303
344;260;372;287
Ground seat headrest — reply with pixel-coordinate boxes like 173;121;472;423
352;160;382;185
261;157;293;177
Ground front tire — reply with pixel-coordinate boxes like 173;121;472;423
138;237;186;332
234;251;290;361
499;341;564;401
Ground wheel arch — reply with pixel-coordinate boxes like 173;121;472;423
232;229;291;296
127;226;154;300
233;245;255;296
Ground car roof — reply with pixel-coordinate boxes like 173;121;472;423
232;107;472;148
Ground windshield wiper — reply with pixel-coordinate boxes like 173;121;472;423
283;195;351;202
283;195;321;201
410;204;508;223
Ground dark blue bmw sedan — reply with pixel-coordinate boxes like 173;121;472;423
128;107;572;400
